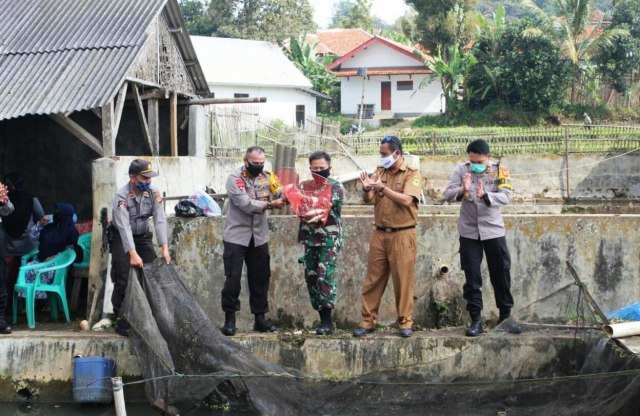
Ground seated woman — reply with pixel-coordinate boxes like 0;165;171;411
24;203;80;300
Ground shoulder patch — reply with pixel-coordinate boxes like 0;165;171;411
411;178;421;187
499;165;511;178
117;200;127;210
235;178;246;191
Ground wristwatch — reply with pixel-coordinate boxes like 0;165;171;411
266;201;273;210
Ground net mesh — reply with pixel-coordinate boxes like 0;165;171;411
122;261;640;416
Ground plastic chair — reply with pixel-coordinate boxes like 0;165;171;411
20;248;39;266
70;232;92;312
13;248;77;329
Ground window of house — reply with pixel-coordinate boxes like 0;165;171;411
234;93;249;98
296;105;305;126
397;81;413;91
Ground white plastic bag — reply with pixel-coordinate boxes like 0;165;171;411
188;188;221;217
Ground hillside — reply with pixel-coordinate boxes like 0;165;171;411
476;0;613;18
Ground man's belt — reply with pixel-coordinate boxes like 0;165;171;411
375;225;416;233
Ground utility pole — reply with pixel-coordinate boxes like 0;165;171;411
357;67;367;139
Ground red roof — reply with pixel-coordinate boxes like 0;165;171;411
326;36;425;71
335;67;433;77
305;28;373;56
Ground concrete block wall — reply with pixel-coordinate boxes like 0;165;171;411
167;214;640;330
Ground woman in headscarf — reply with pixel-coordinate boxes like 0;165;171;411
1;172;47;256
23;203;80;300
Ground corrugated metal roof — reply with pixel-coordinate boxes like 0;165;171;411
0;0;206;121
191;36;312;89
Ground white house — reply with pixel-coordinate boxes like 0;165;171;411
326;36;444;119
191;36;319;126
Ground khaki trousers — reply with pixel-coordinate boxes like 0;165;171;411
359;228;417;329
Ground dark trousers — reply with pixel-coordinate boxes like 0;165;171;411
221;238;270;314
0;256;7;325
459;236;513;319
110;231;157;315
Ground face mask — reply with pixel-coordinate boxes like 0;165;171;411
245;162;264;177
136;181;151;192
313;168;331;179
380;151;398;169
469;163;487;173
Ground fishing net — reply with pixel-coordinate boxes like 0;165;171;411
123;260;640;416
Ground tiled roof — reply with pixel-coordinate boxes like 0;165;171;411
305;28;373;56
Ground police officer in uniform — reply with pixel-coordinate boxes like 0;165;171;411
353;136;422;338
111;159;170;336
0;182;15;334
444;139;520;337
221;146;285;336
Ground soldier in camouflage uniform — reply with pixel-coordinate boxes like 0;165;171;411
297;151;344;335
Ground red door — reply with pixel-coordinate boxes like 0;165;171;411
381;81;391;111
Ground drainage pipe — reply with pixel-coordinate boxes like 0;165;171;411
604;321;640;339
112;377;127;416
436;265;450;278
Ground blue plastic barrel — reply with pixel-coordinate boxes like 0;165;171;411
72;357;116;404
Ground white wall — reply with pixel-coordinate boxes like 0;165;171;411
209;85;316;126
341;42;420;68
341;75;443;116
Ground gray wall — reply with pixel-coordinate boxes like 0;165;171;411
168;214;640;330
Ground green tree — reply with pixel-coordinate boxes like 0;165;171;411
285;37;340;112
329;0;375;32
467;17;571;111
405;0;478;57
417;46;477;115
595;0;640;94
179;0;316;42
522;0;628;102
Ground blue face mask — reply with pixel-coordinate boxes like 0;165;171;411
469;163;487;173
136;181;151;192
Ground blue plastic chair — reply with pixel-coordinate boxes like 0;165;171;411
13;248;77;328
70;232;92;312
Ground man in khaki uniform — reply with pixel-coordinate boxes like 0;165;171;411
353;136;422;338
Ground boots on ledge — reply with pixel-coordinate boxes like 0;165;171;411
316;308;333;335
254;313;276;333
221;311;236;336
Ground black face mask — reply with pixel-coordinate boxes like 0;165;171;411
313;168;331;179
245;162;264;177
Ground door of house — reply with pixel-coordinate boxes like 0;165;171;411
381;82;391;111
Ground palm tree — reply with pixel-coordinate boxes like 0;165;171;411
522;0;628;103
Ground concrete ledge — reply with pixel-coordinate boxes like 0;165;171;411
0;328;586;402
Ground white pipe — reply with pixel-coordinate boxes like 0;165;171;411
604;321;640;338
112;377;127;416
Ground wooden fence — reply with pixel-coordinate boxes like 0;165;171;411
340;125;640;157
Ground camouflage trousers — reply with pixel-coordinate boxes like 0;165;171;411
298;245;339;310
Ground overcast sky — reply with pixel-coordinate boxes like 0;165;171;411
309;0;411;29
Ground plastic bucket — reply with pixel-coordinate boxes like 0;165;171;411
72;357;116;404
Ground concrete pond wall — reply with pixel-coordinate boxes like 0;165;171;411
168;214;640;330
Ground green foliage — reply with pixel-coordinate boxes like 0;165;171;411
418;46;477;115
329;0;374;32
405;0;478;56
178;0;316;43
595;0;640;93
285;37;340;113
319;113;355;135
468;17;571;112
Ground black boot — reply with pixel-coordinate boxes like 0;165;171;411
254;313;276;333
466;312;483;337
316;308;333;335
0;317;11;335
498;310;522;334
222;311;236;336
